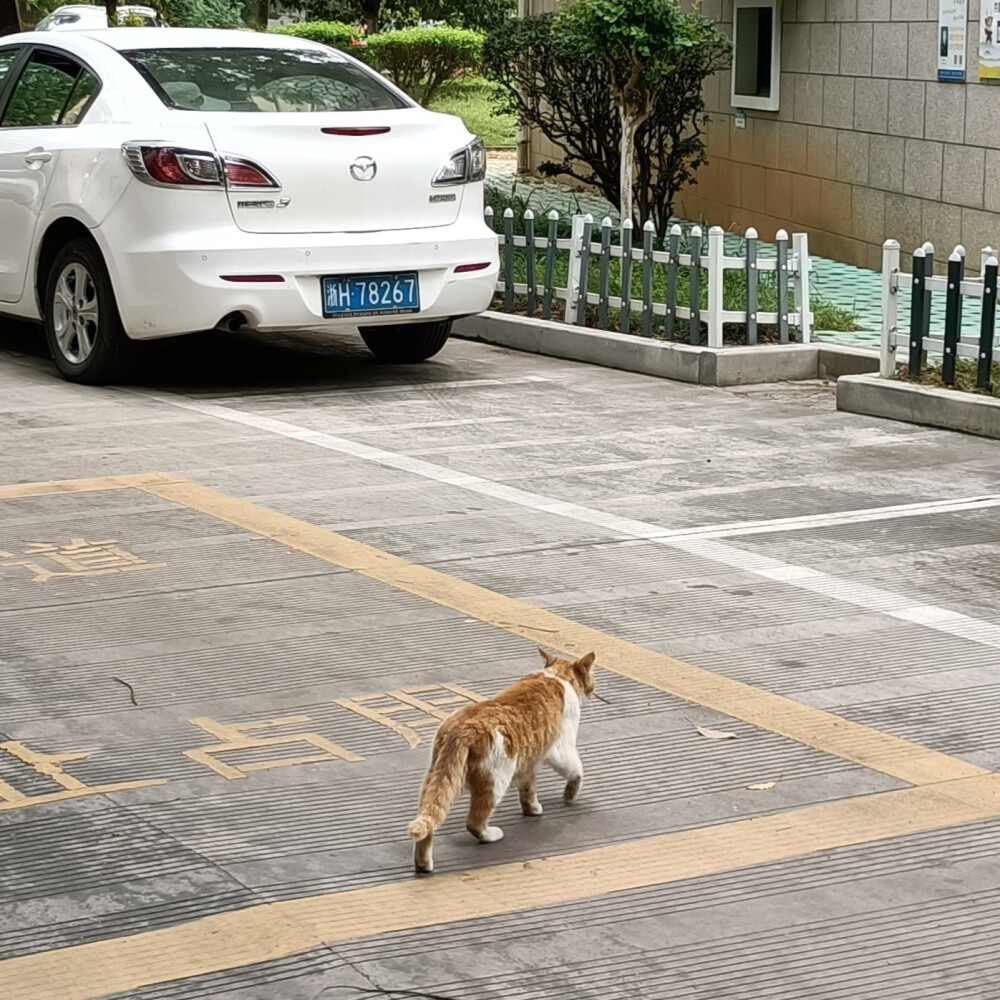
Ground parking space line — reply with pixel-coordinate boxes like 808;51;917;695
142;396;1000;657
4;773;1000;1000
0;473;986;786
0;472;181;501
134;477;986;789
655;493;1000;540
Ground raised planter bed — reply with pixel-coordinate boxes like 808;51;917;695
454;312;879;387
837;373;1000;440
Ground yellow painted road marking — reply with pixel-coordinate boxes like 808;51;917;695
3;774;1000;1000
1;538;165;582
0;741;166;812
1;474;996;996
138;477;987;790
335;683;486;749
183;716;361;779
0;472;180;500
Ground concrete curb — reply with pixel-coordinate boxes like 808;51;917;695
454;312;879;386
837;373;1000;439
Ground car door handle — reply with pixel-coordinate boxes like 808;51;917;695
24;150;53;164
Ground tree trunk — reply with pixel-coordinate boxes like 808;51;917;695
242;0;267;28
0;0;21;35
360;0;380;32
619;106;636;226
104;0;118;24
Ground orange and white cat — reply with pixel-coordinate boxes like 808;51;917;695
407;649;596;872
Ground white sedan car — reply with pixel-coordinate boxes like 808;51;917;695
35;5;166;30
0;29;499;383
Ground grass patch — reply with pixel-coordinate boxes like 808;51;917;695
813;302;859;333
429;76;516;147
897;358;1000;398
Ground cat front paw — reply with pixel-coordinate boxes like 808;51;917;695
522;800;543;816
564;776;582;801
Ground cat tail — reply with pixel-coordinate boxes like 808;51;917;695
408;737;469;841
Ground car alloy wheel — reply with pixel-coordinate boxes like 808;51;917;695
51;262;99;365
44;237;133;385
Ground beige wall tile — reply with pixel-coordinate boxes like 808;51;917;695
903;138;943;200
942;145;985;209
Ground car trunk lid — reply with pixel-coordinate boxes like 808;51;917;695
205;111;467;235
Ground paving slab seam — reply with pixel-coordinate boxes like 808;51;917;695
2;474;998;998
2;774;1000;1000
132;394;1000;658
0;473;985;789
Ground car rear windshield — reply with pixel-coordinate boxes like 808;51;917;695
122;46;409;113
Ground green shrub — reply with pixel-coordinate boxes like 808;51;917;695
366;26;483;104
269;21;363;55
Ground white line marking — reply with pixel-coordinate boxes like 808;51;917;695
151;395;1000;653
665;495;1000;540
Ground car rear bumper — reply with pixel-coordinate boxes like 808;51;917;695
101;217;499;340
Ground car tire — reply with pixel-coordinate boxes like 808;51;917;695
359;320;452;363
43;238;134;385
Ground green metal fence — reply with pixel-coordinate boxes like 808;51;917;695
485;208;813;347
880;239;999;389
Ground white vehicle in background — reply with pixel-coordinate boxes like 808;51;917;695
0;29;498;383
35;5;166;30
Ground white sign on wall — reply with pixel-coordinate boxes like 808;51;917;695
938;0;968;81
980;0;1000;79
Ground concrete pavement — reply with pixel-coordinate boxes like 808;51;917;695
1;323;1000;999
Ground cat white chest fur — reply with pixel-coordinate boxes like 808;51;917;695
545;674;582;764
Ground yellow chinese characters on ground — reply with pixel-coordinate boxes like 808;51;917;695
0;685;488;809
0;538;165;583
335;684;485;748
183;717;362;780
0;741;165;811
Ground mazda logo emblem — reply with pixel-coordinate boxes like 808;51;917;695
350;156;377;181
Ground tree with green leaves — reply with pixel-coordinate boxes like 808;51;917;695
274;0;511;33
484;6;728;235
554;0;722;226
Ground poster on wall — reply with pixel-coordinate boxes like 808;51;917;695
980;0;1000;79
938;0;967;80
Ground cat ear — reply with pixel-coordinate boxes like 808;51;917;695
538;648;557;665
573;652;597;696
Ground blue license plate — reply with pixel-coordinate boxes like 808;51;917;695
322;272;420;317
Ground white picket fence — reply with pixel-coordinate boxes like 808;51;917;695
488;210;814;347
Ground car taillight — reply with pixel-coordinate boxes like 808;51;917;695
144;148;221;185
432;138;488;187
122;143;279;190
224;159;275;187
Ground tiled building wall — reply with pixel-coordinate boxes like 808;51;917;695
523;0;1000;270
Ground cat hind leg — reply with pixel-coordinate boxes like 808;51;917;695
467;736;515;842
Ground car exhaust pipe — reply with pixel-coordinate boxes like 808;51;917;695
216;312;247;333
